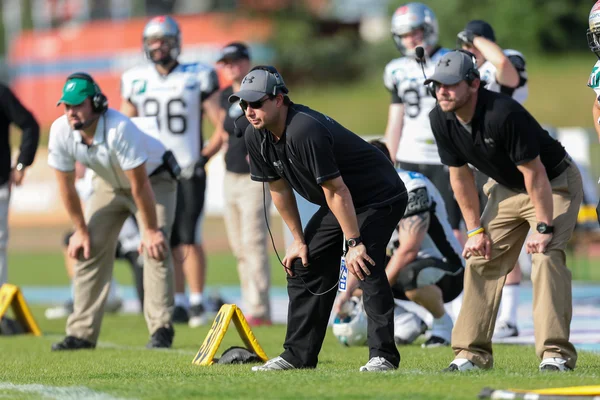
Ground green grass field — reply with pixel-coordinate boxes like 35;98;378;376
2;248;600;399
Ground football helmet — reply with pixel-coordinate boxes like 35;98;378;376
589;1;600;59
143;15;181;65
332;297;368;347
393;304;427;345
391;3;438;57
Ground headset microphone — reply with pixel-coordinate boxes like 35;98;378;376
415;46;436;99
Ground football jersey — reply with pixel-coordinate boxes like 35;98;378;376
383;47;451;165
121;62;219;168
388;169;463;267
479;49;528;105
588;60;600;97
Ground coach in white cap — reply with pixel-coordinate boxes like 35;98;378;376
48;72;178;351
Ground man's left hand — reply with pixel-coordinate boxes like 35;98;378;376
345;243;374;281
526;232;553;254
10;168;25;187
140;228;168;261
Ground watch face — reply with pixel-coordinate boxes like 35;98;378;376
347;239;356;247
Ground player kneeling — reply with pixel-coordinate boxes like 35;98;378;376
333;140;464;348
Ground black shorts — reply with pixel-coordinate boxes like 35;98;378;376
170;173;206;247
390;257;464;303
398;161;462;230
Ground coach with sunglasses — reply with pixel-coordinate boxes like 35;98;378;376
426;51;583;372
229;65;407;372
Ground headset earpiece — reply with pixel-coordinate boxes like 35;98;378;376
455;49;480;85
65;72;109;113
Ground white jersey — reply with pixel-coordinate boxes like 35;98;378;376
479;49;528;105
388;169;464;266
588;60;600;97
384;48;451;165
121;62;220;168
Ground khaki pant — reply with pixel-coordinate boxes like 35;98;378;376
223;171;271;319
0;183;9;286
452;163;583;369
67;171;177;343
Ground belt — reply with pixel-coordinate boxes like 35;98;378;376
547;154;573;181
149;163;169;177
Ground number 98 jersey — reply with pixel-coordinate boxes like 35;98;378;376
121;62;219;168
383;48;450;165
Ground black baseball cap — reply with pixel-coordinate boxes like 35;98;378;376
424;51;477;86
217;42;250;62
464;20;496;42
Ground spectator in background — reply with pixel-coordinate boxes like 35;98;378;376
203;42;273;326
0;83;40;286
586;0;600;225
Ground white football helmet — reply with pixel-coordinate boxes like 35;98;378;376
143;15;181;65
394;304;427;345
391;2;439;57
332;297;368;347
588;1;600;59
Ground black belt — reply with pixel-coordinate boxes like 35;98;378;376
547;154;573;181
149;163;170;177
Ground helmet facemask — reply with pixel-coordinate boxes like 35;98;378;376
144;35;180;66
588;29;600;59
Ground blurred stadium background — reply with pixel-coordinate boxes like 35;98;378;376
4;0;600;304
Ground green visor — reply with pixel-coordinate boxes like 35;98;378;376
56;78;96;106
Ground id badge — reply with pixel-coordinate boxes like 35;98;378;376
338;256;348;292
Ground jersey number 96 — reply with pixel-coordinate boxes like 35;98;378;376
143;98;187;134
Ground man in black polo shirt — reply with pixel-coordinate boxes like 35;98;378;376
229;66;407;372
426;51;583;373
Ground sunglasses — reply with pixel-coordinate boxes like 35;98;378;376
239;96;271;112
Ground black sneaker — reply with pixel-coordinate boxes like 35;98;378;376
421;335;450;348
51;336;95;351
146;325;174;349
188;304;206;328
172;305;189;324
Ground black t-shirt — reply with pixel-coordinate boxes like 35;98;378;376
429;89;566;191
245;103;406;210
220;86;250;174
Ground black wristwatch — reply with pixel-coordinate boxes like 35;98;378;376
346;236;362;248
536;222;554;234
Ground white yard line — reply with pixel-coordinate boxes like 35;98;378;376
0;382;132;400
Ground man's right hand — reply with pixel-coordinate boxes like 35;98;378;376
68;228;91;260
140;228;168;261
462;231;492;260
282;240;309;277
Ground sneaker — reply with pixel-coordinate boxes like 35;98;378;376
421;335;450;348
146;325;174;349
493;321;519;339
188;304;206;328
246;316;272;327
45;300;74;320
539;358;572;372
359;357;397;372
251;356;296;371
172;305;189;324
443;358;480;372
51;336;95;351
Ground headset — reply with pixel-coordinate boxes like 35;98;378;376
65;72;109;113
455;49;480;85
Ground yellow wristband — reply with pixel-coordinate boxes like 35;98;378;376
467;227;485;238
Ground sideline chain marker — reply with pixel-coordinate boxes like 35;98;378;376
0;283;42;336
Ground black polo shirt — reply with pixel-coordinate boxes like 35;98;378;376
220;86;251;174
245;103;406;210
429;88;566;191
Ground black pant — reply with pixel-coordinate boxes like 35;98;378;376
280;197;407;368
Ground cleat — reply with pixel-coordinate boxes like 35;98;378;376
421;335;450;348
359;357;397;372
51;336;95;351
252;356;295;371
188;304;206;328
172;305;189;324
146;325;174;349
443;358;479;372
539;358;572;372
493;321;519;339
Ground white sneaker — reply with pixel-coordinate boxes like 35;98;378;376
251;356;296;371
44;301;73;320
359;357;396;372
539;358;572;372
443;358;480;372
493;321;519;339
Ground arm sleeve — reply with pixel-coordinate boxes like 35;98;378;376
245;126;280;182
120;72;133;101
429;108;466;167
588;62;600;97
293;119;340;184
113;120;149;170
200;68;220;102
404;185;432;217
47;121;75;172
0;85;40;166
501;111;541;165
